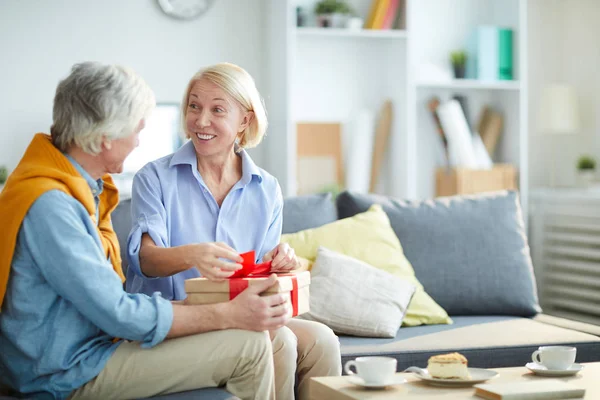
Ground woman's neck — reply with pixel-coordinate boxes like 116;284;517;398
196;149;241;186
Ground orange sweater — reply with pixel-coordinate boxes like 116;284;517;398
0;133;125;310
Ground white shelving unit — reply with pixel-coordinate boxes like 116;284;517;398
263;0;528;216
296;27;408;39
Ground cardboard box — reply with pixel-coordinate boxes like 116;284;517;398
184;271;310;318
436;164;517;197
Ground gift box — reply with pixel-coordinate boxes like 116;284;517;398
184;271;311;318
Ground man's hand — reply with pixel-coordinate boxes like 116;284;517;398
223;274;291;331
263;243;298;273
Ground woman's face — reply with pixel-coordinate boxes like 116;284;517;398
185;78;252;159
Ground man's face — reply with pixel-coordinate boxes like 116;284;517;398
101;119;145;175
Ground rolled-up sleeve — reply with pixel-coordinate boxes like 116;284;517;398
258;183;283;262
24;191;173;348
127;168;170;278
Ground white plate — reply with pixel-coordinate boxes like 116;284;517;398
525;362;584;377
346;375;407;389
404;366;498;387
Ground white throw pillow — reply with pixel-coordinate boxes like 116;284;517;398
299;246;416;338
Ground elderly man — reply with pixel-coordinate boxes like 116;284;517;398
0;62;291;400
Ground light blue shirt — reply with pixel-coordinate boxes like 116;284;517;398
126;140;283;300
0;156;173;400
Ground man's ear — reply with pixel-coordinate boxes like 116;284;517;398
102;137;112;151
239;111;255;133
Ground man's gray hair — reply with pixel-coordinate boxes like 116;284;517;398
51;62;156;154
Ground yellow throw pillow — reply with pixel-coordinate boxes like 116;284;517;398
282;204;452;326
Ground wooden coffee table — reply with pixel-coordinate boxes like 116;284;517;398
309;362;600;399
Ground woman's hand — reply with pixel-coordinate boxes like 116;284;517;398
263;243;298;273
185;241;243;281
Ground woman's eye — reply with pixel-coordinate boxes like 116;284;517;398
188;104;198;109
214;107;224;113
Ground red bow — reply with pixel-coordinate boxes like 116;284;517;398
229;250;271;279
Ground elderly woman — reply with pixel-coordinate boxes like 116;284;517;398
127;62;341;400
0;62;282;400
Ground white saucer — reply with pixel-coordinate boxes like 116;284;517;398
525;362;584;377
346;375;407;389
404;366;498;387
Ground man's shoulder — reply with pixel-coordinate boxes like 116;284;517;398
29;189;87;218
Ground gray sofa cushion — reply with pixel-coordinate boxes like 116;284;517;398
339;316;600;370
112;198;133;276
282;193;337;234
336;190;541;316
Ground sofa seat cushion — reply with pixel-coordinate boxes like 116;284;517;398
140;387;237;399
339;316;600;370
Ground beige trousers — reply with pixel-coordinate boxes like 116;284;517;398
271;319;342;400
69;320;341;400
69;329;275;400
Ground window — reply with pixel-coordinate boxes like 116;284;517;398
122;102;183;175
114;103;183;198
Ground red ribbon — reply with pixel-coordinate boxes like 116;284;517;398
229;250;271;279
227;251;299;316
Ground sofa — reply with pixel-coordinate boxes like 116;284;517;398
4;190;600;400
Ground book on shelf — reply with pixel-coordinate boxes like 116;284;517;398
474;379;585;400
365;0;404;30
467;26;514;81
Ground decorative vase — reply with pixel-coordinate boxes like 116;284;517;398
577;169;595;188
316;14;333;28
453;64;466;79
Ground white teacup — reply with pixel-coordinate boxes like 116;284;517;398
531;346;576;370
344;356;397;385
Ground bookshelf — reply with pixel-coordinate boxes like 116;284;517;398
416;80;521;91
263;0;528;216
296;27;408;39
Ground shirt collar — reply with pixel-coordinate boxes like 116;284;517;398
169;140;263;185
64;154;104;196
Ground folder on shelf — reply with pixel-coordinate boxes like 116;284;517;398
498;28;513;80
372;0;390;29
477;26;499;81
467;26;514;81
381;0;400;30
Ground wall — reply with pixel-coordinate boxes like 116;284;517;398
0;0;266;171
528;0;600;188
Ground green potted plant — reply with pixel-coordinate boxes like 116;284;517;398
576;155;596;187
0;165;8;191
314;0;352;28
450;50;468;79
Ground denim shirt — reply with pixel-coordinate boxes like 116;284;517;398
0;156;173;399
126;140;283;300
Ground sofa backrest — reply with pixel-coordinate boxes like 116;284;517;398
336;190;541;317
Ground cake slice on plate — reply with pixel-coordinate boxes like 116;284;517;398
427;352;471;380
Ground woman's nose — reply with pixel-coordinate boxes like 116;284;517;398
196;111;210;128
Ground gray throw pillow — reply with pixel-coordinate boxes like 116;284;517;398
336;190;541;316
299;246;416;338
283;193;337;234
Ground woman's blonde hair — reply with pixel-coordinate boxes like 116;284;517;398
51;62;155;154
181;62;268;148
